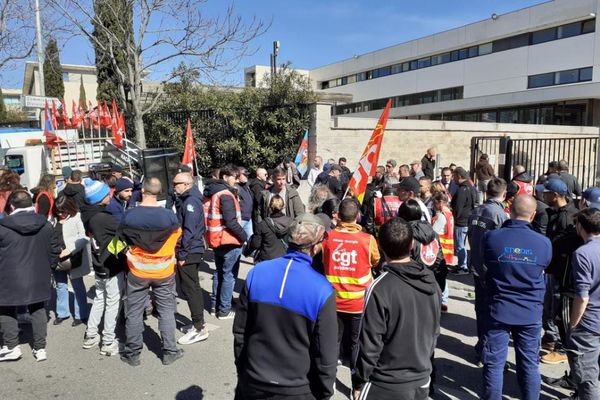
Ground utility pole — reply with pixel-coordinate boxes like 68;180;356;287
35;0;45;97
272;40;280;77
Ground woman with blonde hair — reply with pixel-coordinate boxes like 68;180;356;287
248;195;293;263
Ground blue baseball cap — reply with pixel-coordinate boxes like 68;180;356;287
543;178;568;196
583;187;600;209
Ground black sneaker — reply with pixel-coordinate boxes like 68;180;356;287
120;354;141;367
543;371;576;390
217;310;235;320
162;349;184;366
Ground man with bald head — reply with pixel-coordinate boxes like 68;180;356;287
480;195;552;399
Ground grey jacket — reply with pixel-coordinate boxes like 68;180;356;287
467;199;508;277
254;186;305;223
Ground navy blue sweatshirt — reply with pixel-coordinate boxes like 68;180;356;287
175;185;206;260
483;219;552;325
236;182;253;222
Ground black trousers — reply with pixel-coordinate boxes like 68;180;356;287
0;302;47;350
337;311;361;369
176;256;205;330
357;382;429;400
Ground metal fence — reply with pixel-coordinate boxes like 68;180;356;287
470;136;598;189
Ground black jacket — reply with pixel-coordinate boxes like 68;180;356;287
204;180;247;244
558;172;582;198
175;185;205;260
0;210;60;306
62;183;86;209
248;213;293;262
408;220;445;275
353;260;441;392
233;251;337;399
80;204;127;278
421;155;435;180
236;182;254;222
546;201;579;276
532;200;549;236
451;181;476;227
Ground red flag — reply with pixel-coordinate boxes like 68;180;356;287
60;98;71;128
111;99;123;148
89;101;99;129
181;118;196;171
347;99;392;204
71;100;80;127
51;100;59;130
81;102;89;129
43;100;66;147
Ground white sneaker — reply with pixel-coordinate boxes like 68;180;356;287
82;334;100;349
0;345;22;361
180;324;193;334
177;327;209;345
100;341;120;356
32;348;47;362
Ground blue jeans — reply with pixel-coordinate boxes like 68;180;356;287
241;219;253;238
482;320;541;400
441;285;449;306
454;226;468;270
212;245;242;313
567;326;600;400
54;270;88;320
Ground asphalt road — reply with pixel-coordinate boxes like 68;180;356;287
0;255;571;400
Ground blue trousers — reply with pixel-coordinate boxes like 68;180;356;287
567;326;600;400
454;226;468;270
212;245;242;313
54;270;88;320
482;320;541;400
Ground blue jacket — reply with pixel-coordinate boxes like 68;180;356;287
175;185;205;260
483;219;552;325
467;199;508;276
105;196;126;222
236;182;253;222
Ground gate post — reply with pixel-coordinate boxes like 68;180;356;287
498;136;512;182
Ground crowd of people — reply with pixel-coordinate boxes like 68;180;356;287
0;147;599;400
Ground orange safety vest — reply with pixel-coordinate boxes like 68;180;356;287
433;209;454;265
373;195;402;227
206;189;243;249
126;228;182;279
322;229;374;313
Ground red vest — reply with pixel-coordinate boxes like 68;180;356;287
374;195;402;227
322;229;374;313
205;190;243;249
514;179;534;196
433;209;454;265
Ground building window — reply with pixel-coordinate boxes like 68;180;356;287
531;27;557;45
347;75;357;84
468;46;478;58
528;72;555;88
417;57;431;69
556;69;579;85
499;110;519;123
478;43;493;55
391;64;402;74
410;60;418;70
579;67;593;81
480;111;497;122
557;22;582;39
357;72;367;82
402;62;410;72
582;19;596;34
373;66;391;78
321;81;329;90
528;67;592;88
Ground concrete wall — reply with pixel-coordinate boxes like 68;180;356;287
309;103;599;178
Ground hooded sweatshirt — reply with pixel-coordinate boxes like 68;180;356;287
408;220;444;274
0;209;60;305
248;212;293;262
353;260;441;392
62;183;86;209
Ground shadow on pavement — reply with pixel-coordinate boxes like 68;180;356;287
142;322;163;359
440;312;478;339
175;385;204;399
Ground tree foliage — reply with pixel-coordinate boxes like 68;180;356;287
145;66;316;174
43;38;65;99
0;88;7;121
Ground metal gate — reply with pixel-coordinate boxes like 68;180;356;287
470;136;598;190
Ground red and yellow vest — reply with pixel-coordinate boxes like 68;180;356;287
126;228;182;279
206;189;243;249
322;224;377;313
514;179;534;196
374;195;402;227
433;209;454;265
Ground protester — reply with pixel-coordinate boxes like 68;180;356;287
0;170;21;215
411;160;425;180
432;191;454;311
398;164;411;179
205;165;247;319
307;156;323;187
318;197;341;231
80;179;127;356
322;198;380;369
475;154;495;205
565;208;600;399
0;191;59;362
384;159;398;183
363;165;385;210
233;213;337;400
283;160;301;188
248;195;292;263
352;218;440;400
364;184;401;236
111;164;123;179
450;167;475;274
249;168;269;203
537;161;559;185
532;184;549;235
509;165;534;197
105;177;134;221
420;176;434;217
316;164;344;199
235;166;254;240
558;160;582;198
421;147;436;180
255;167;305;223
119;177;185;366
52;195;90;327
32;174;56;219
338;157;352;180
62;169;86;209
436;167;456;196
396;176;431;223
307;184;334;214
170;172;210;342
480;195;552;399
466;177;508;359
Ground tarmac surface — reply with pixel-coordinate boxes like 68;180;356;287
0;252;572;400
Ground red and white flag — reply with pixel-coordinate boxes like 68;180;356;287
181;118;196;171
347;99;392;204
111;99;123;148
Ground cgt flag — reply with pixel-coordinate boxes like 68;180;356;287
347;98;392;204
181;118;196;172
293;130;309;176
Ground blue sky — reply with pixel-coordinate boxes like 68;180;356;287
3;0;548;89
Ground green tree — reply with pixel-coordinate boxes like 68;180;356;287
93;0;132;106
78;75;87;105
145;65;316;174
0;88;7;122
43;38;64;99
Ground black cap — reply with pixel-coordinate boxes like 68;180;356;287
396;176;420;194
111;164;123;173
329;164;342;172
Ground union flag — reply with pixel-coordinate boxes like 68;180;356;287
181;118;196;172
346;99;392;204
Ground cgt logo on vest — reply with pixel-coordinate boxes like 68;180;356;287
332;242;358;271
